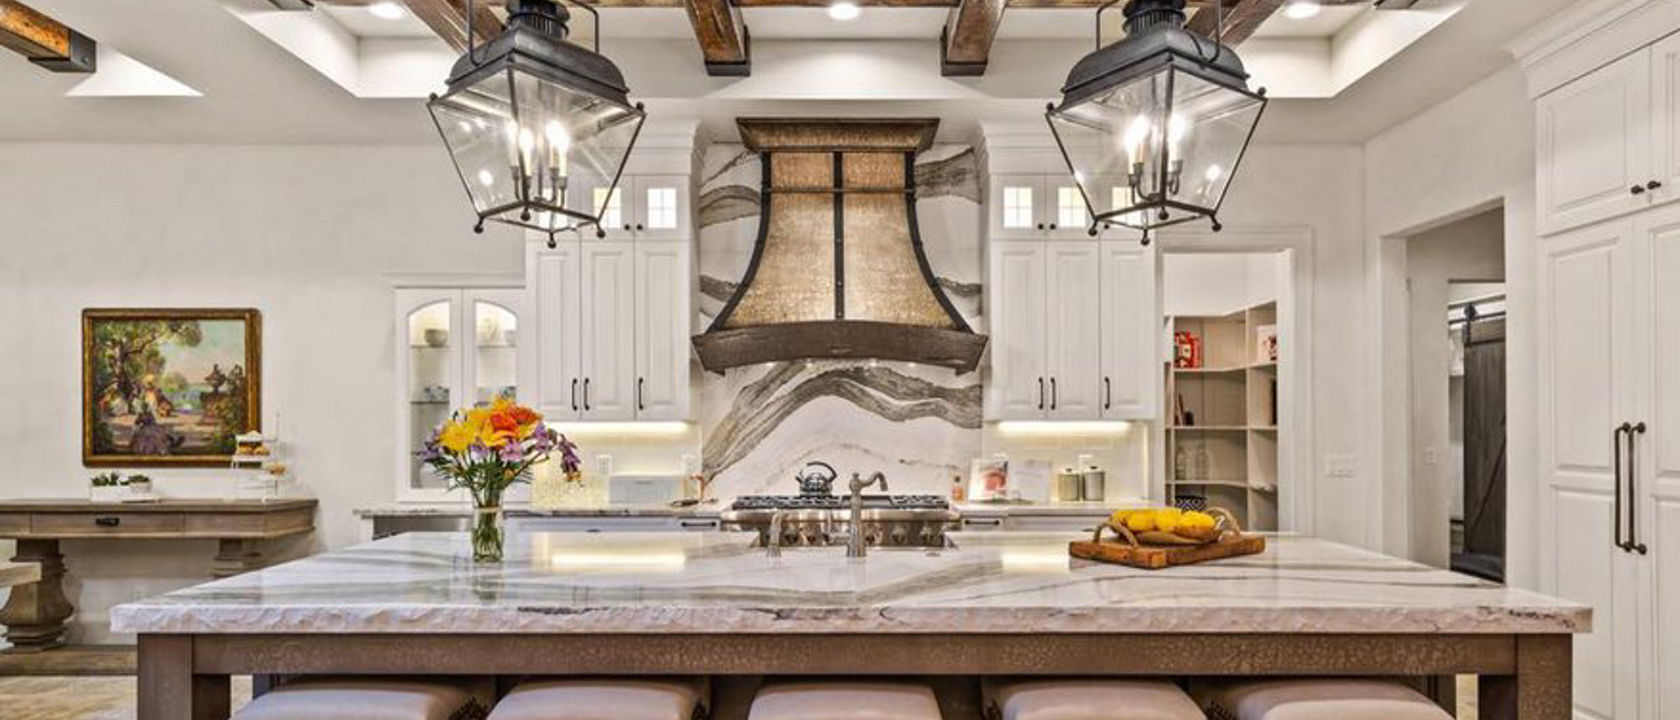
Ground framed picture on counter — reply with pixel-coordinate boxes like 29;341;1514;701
82;308;262;467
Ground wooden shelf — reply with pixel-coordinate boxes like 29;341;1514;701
1169;425;1249;431
1174;366;1247;374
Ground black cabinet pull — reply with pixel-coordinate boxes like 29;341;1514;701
635;223;645;231
95;516;120;527
583;378;591;411
1615;422;1632;552
680;520;718;529
571;378;579;412
1104;377;1112;410
1037;377;1045;410
1049;223;1059;230
1649;180;1664;191
637;377;645;411
1036;223;1046;231
1630;422;1649;554
1632;185;1647;195
1050;377;1058;410
622;223;632;231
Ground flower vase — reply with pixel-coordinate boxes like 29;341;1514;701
471;503;505;563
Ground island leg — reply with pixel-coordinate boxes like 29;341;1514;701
138;634;229;720
0;539;74;653
211;539;264;579
1479;634;1571;720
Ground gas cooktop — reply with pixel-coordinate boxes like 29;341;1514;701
729;494;950;511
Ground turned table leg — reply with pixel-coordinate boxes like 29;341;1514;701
1480;634;1572;720
211;539;264;579
139;634;229;720
0;539;73;653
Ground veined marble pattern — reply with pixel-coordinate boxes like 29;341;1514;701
694;141;986;498
110;532;1588;636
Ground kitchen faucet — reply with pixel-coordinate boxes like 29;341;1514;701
847;471;888;558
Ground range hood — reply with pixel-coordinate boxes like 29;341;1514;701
692;118;988;373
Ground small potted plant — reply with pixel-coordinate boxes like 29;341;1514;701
125;474;154;498
89;472;126;502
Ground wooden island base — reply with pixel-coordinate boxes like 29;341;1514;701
137;632;1571;720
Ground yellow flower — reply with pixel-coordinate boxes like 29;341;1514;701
438;420;477;453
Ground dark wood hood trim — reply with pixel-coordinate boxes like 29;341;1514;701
693;321;987;374
736;118;939;153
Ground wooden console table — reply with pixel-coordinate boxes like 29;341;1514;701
0;498;315;653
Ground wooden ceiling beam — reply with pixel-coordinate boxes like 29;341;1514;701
940;0;1005;76
0;0;94;73
402;0;502;54
683;0;750;76
325;0;1347;8
1185;0;1294;44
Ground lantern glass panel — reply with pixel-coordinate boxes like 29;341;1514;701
1167;69;1264;216
1047;72;1168;228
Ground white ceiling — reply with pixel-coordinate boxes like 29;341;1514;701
0;0;1581;146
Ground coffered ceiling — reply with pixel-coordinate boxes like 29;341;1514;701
0;0;1582;145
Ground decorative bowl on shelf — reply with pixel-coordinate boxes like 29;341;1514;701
423;328;448;347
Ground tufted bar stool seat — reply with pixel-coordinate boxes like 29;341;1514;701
748;681;944;720
487;678;709;720
1195;679;1453;720
231;678;490;720
983;679;1205;720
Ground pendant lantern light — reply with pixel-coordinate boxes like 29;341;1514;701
1046;0;1266;239
427;0;645;240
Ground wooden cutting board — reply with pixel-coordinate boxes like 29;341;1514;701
1068;533;1266;570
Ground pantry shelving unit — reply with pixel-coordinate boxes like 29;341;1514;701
1165;300;1280;530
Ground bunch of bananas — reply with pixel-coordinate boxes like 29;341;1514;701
1107;507;1222;543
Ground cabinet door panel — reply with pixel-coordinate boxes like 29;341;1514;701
634;242;692;420
987;242;1047;419
1537;50;1651;234
1651;35;1680;208
581;244;637;419
531;245;582;418
1538;221;1639;720
1099;237;1158;419
1045;177;1092;239
575;173;631;240
1635;206;1680;720
633;176;691;240
1046;241;1102;419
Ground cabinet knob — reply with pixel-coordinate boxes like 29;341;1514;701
1649;180;1665;191
1049;223;1058;230
622;223;632;230
635;223;645;231
1632;185;1647;195
1036;223;1046;231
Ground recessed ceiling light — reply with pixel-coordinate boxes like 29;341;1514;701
1283;1;1322;20
827;1;861;21
368;1;408;20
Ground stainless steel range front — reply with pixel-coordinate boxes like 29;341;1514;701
719;463;958;549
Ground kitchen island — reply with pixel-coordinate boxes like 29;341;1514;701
112;531;1587;720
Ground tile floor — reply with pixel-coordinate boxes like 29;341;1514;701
0;675;251;719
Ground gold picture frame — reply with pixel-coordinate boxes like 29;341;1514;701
82;308;262;467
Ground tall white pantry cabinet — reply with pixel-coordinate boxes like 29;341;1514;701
1516;4;1680;719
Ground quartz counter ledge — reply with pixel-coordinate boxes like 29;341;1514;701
111;531;1586;636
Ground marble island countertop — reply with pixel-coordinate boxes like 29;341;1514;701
353;500;1141;519
111;530;1588;636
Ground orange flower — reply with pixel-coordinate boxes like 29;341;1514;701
508;404;541;427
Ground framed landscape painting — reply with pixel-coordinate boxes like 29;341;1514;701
82;308;262;467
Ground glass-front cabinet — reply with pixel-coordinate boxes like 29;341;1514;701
395;285;527;502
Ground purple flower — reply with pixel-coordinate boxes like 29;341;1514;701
498;441;526;463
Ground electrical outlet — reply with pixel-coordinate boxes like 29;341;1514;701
1326;454;1356;479
1423;447;1438;465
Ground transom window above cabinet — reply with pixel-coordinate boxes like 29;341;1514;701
577;174;690;240
991;174;1095;239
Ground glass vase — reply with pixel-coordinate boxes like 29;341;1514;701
471;503;504;563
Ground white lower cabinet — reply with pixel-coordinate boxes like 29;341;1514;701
1539;207;1680;720
527;238;692;422
986;238;1157;421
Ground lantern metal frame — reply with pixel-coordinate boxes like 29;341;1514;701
427;0;646;240
1045;0;1267;240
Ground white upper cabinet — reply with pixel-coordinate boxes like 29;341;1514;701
580;243;638;420
572;174;691;241
634;242;692;420
987;242;1048;418
1537;50;1654;235
1099;236;1159;419
990;174;1093;240
1650;33;1680;207
529;243;582;418
1045;241;1103;419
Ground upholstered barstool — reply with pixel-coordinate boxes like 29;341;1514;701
748;681;943;720
983;679;1205;720
1195;679;1453;720
231;678;490;720
487;678;708;720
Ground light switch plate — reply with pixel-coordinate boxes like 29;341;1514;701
1326;454;1356;479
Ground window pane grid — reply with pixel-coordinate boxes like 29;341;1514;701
594;187;622;228
647;187;677;229
1003;186;1034;228
1057;186;1084;228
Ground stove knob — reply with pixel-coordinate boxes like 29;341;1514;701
920;527;940;546
890;525;909;546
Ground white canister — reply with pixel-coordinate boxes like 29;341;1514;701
1080;468;1106;502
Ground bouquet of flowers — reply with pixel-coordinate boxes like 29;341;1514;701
417;396;578;561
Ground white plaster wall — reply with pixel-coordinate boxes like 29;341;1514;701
1363;65;1539;586
0;143;522;644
